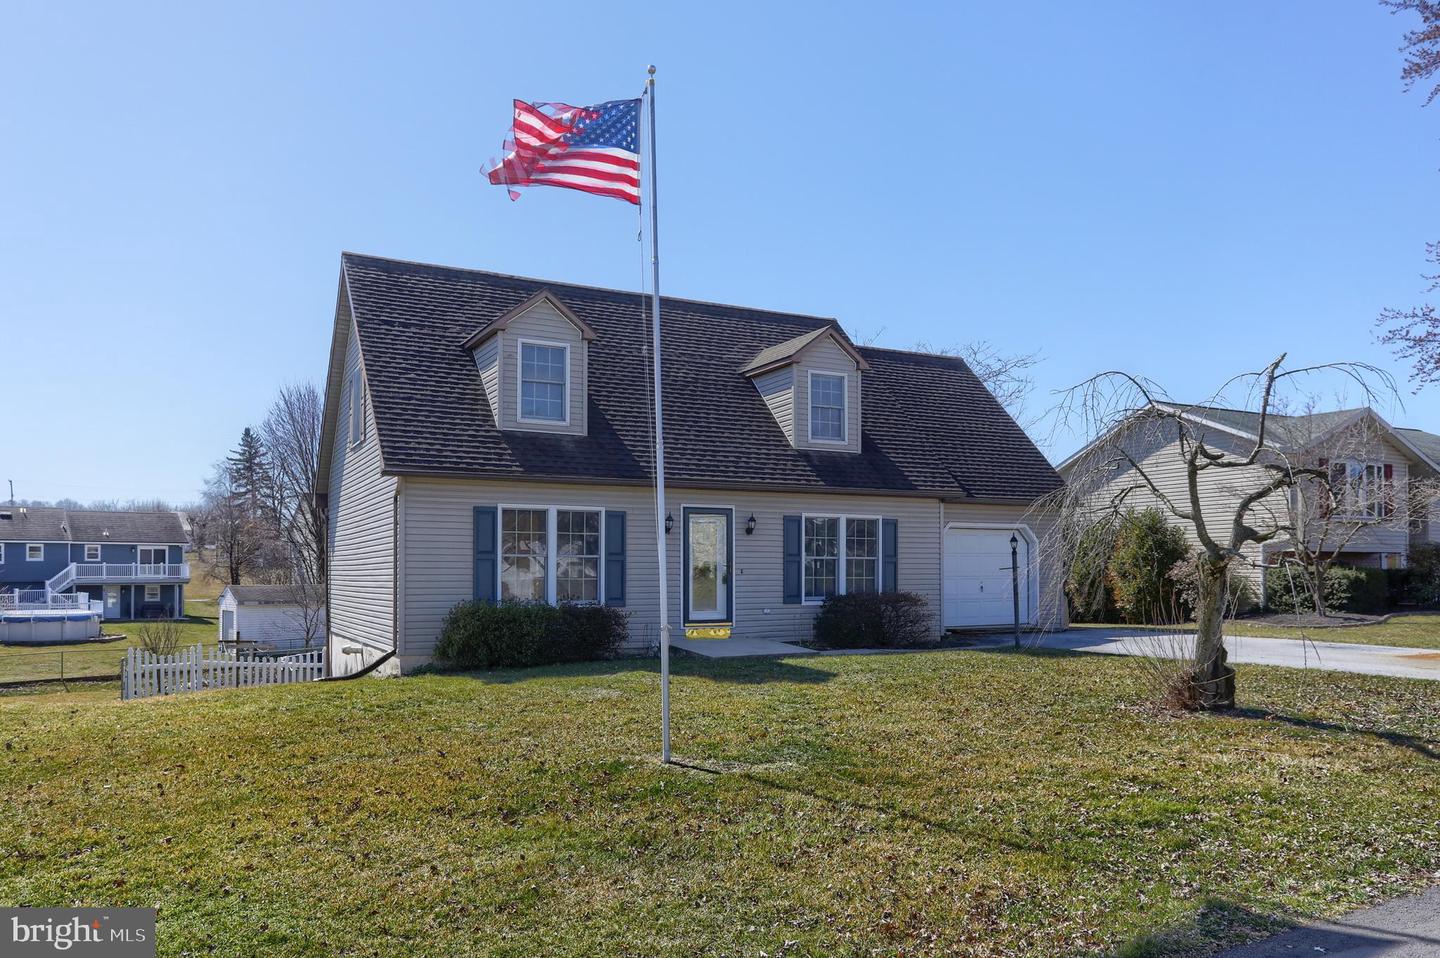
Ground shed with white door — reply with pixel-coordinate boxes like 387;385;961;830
941;523;1037;630
218;585;326;652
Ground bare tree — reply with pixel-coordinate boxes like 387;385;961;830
196;464;267;585
282;582;327;648
916;340;1042;425
1053;354;1397;709
1377;2;1440;380
259;382;327;587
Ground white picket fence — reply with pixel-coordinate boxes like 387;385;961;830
121;644;325;701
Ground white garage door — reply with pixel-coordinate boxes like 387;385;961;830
943;527;1030;629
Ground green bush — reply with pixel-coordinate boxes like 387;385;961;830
1107;509;1191;625
1066;520;1117;623
812;592;933;649
1403;543;1440;607
1169;553;1256;619
1264;564;1390;615
434;600;629;669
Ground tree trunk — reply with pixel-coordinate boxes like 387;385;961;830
1190;555;1236;709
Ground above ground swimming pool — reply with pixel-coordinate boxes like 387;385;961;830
0;610;102;644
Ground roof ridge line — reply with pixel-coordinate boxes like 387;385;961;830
340;251;843;325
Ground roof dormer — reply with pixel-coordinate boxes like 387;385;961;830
742;324;868;453
463;290;596;435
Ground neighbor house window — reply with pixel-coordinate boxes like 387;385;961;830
519;341;568;423
804;515;881;601
500;508;549;601
26;544;43;561
555;509;601;602
139;547;167;566
348;376;365;446
144;585;161;602
84;544;101;562
809;372;846;442
1331;461;1386;519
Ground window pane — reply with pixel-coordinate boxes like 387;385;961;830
846;518;879;593
810;374;845;440
556;510;601;602
501;508;548;601
520;343;567;421
804;516;839;600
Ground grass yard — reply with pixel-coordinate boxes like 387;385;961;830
1;650;1437;956
1074;613;1440;650
0;602;217;685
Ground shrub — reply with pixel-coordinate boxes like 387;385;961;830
1264;564;1390;615
1106;509;1190;625
812;592;933;649
1066;519;1117;623
138;620;182;656
434;600;629;669
1403;543;1440;607
1169;553;1256;619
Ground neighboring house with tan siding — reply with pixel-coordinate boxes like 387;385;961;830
1057;404;1440;598
316;253;1066;675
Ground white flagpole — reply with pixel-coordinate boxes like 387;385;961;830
645;65;672;764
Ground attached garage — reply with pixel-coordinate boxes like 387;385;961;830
942;524;1035;630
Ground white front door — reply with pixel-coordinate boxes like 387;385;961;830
943;527;1030;629
103;586;121;620
686;511;730;622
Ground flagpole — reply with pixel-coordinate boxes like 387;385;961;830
646;65;672;764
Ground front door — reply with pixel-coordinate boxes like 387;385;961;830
103;587;121;620
684;508;731;623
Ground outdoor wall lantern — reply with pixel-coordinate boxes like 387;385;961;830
665;512;674;534
745;514;757;535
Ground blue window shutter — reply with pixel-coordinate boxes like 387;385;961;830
473;506;498;603
882;518;898;592
783;515;802;604
604;511;626;607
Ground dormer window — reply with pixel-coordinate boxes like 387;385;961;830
518;340;569;423
809;372;847;443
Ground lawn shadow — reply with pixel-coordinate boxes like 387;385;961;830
449;655;838;686
1227;707;1440;761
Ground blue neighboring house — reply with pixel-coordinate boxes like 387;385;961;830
0;506;190;619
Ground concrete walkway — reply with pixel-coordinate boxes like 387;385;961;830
968;629;1440;681
1214;886;1440;957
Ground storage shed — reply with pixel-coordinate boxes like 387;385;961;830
218;585;326;652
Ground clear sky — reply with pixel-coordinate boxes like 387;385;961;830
2;1;1437;505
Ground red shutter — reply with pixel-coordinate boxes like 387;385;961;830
1318;457;1331;518
1383;463;1395;517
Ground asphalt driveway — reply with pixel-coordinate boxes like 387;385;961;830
1213;886;1440;957
971;629;1440;681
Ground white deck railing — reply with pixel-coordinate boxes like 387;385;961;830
67;562;190;583
0;590;89;611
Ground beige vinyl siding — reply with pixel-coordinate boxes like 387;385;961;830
473;337;501;422
397;477;945;669
793;336;862;453
941;501;1068;630
327;316;397;674
752;366;795;444
497;301;587;435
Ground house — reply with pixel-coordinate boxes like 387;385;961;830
318;253;1066;675
1057;403;1440;595
218;585;326;651
0;506;190;619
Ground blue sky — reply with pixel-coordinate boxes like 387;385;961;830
1;1;1436;504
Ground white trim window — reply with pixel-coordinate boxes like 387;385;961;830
84;544;101;562
500;508;549;601
144;584;161;602
1331;460;1386;519
804;514;880;602
518;340;569;423
499;505;604;603
26;543;43;562
809;371;847;443
139;546;167;566
348;375;365;446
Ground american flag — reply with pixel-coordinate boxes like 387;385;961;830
485;98;641;205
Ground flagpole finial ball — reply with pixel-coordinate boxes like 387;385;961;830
647;65;656;75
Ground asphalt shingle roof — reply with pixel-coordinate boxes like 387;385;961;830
340;253;1063;501
0;507;187;544
226;584;322;605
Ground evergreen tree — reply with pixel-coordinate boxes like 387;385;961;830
226;427;272;514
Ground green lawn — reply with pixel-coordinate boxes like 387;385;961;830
1;651;1437;956
0;602;217;684
1074;613;1440;650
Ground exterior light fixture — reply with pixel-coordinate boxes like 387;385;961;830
665;512;674;534
745;514;757;535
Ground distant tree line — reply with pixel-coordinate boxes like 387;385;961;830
193;383;326;593
6;497;191;512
